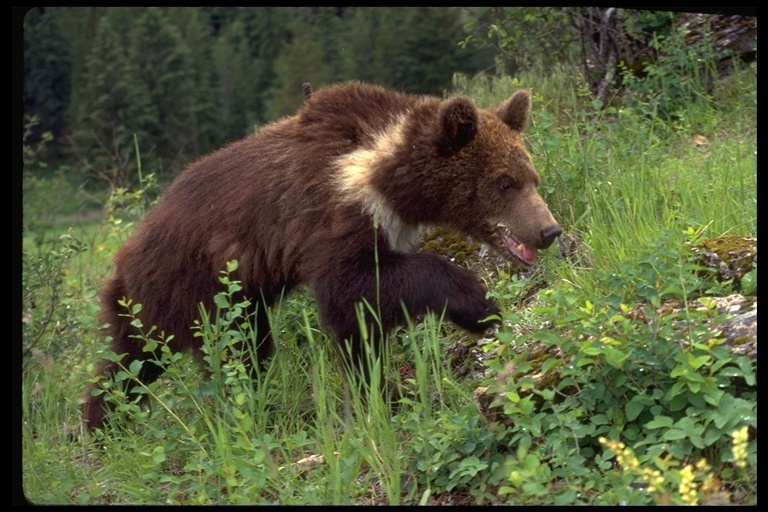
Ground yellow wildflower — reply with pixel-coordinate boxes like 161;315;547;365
640;468;665;493
678;464;698;506
732;426;749;469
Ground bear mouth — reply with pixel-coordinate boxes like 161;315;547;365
498;226;538;266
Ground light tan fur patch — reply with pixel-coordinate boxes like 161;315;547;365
334;114;422;253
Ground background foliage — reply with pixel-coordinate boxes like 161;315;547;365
23;7;493;189
25;7;755;191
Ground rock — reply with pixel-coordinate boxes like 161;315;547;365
692;236;757;293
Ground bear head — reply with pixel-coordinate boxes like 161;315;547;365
440;90;562;266
342;89;561;266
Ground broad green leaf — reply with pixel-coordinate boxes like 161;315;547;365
625;399;646;421
646;416;674;429
661;428;687;441
129;359;144;376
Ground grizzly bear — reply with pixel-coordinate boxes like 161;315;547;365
81;81;561;431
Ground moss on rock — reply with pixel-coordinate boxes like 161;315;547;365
693;236;757;293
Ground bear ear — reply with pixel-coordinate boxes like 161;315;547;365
438;97;479;156
496;90;532;132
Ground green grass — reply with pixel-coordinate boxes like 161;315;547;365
21;54;756;505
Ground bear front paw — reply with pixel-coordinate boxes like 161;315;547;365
448;295;500;334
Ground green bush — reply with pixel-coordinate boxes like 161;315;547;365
479;228;756;505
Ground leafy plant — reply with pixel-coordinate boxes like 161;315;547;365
396;404;499;501
22;230;91;373
619;26;725;121
479;228;756;505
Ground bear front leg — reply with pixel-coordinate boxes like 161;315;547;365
313;251;500;383
369;251;501;335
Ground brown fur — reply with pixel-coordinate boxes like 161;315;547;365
81;81;561;431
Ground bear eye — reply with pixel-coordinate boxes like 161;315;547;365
499;178;518;191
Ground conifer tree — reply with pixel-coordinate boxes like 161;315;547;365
268;13;326;119
130;7;197;175
237;7;294;124
70;10;156;189
212;17;263;141
166;7;219;158
23;7;72;145
343;7;401;87
394;7;482;95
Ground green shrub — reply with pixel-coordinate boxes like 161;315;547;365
480;228;756;505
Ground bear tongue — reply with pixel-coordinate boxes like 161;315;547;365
499;227;538;265
518;244;539;263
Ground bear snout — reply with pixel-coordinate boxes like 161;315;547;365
540;224;562;249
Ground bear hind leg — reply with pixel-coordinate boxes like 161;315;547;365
239;299;275;379
81;349;166;433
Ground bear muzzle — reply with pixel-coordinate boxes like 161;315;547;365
540;224;562;249
497;223;562;266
